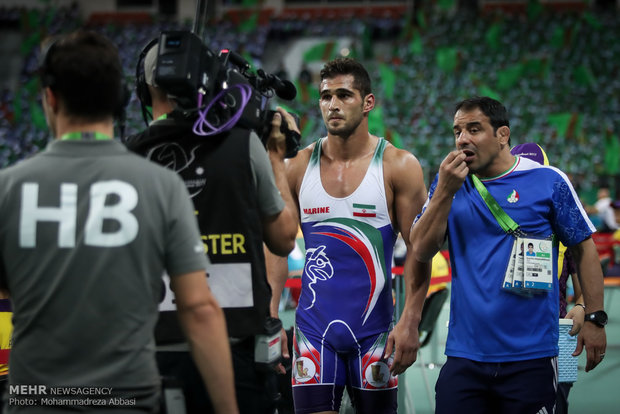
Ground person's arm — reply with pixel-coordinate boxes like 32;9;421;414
262;108;300;257
265;247;291;374
256;108;302;373
264;141;310;374
266;249;292;321
171;270;239;414
382;147;432;375
564;250;585;336
565;273;585;336
264;144;304;312
410;150;468;262
569;237;607;372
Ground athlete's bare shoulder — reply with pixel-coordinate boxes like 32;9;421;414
381;141;428;231
382;141;424;179
285;140;319;195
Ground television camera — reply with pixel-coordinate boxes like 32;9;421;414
152;30;300;158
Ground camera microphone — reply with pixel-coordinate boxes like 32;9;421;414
257;69;297;101
219;49;250;73
273;77;297;101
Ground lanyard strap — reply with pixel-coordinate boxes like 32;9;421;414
60;132;111;141
471;175;520;235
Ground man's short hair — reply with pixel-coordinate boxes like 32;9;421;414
320;57;372;98
38;30;123;121
455;96;510;133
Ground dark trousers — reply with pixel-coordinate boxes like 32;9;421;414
0;376;5;414
556;382;573;414
436;356;557;414
157;338;279;414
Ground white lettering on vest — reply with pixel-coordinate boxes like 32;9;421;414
20;183;77;247
85;181;138;247
19;181;139;248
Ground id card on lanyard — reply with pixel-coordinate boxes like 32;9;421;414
471;175;553;296
513;238;525;290
523;237;553;290
503;237;532;297
503;241;517;289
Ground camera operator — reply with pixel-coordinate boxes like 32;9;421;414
0;30;237;414
125;40;298;414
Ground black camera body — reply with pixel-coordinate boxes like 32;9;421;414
260;110;301;159
155;31;219;110
153;30;300;158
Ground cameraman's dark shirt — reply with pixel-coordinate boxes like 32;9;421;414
126;116;283;339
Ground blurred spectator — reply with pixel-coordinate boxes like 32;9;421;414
298;63;312;85
593;188;619;233
613;200;620;235
608;200;620;276
275;61;290;81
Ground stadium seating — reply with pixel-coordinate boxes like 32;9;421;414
1;4;618;205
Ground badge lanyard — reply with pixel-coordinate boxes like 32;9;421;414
60;132;112;141
471;175;553;293
471;175;523;236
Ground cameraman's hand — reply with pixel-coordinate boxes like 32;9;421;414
267;107;300;159
274;326;290;375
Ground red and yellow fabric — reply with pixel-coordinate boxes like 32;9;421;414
0;299;13;376
427;251;450;296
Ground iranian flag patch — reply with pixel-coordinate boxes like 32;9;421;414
353;203;377;217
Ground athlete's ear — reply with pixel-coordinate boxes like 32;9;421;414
497;125;510;145
363;93;375;113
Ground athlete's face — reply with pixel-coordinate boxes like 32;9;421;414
453;107;510;177
319;74;372;138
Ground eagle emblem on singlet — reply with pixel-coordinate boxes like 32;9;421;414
304;218;388;325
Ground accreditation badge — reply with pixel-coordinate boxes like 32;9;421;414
502;237;535;297
502;239;517;289
523;237;553;291
513;237;525;289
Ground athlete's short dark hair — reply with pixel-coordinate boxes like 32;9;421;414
320;58;372;98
